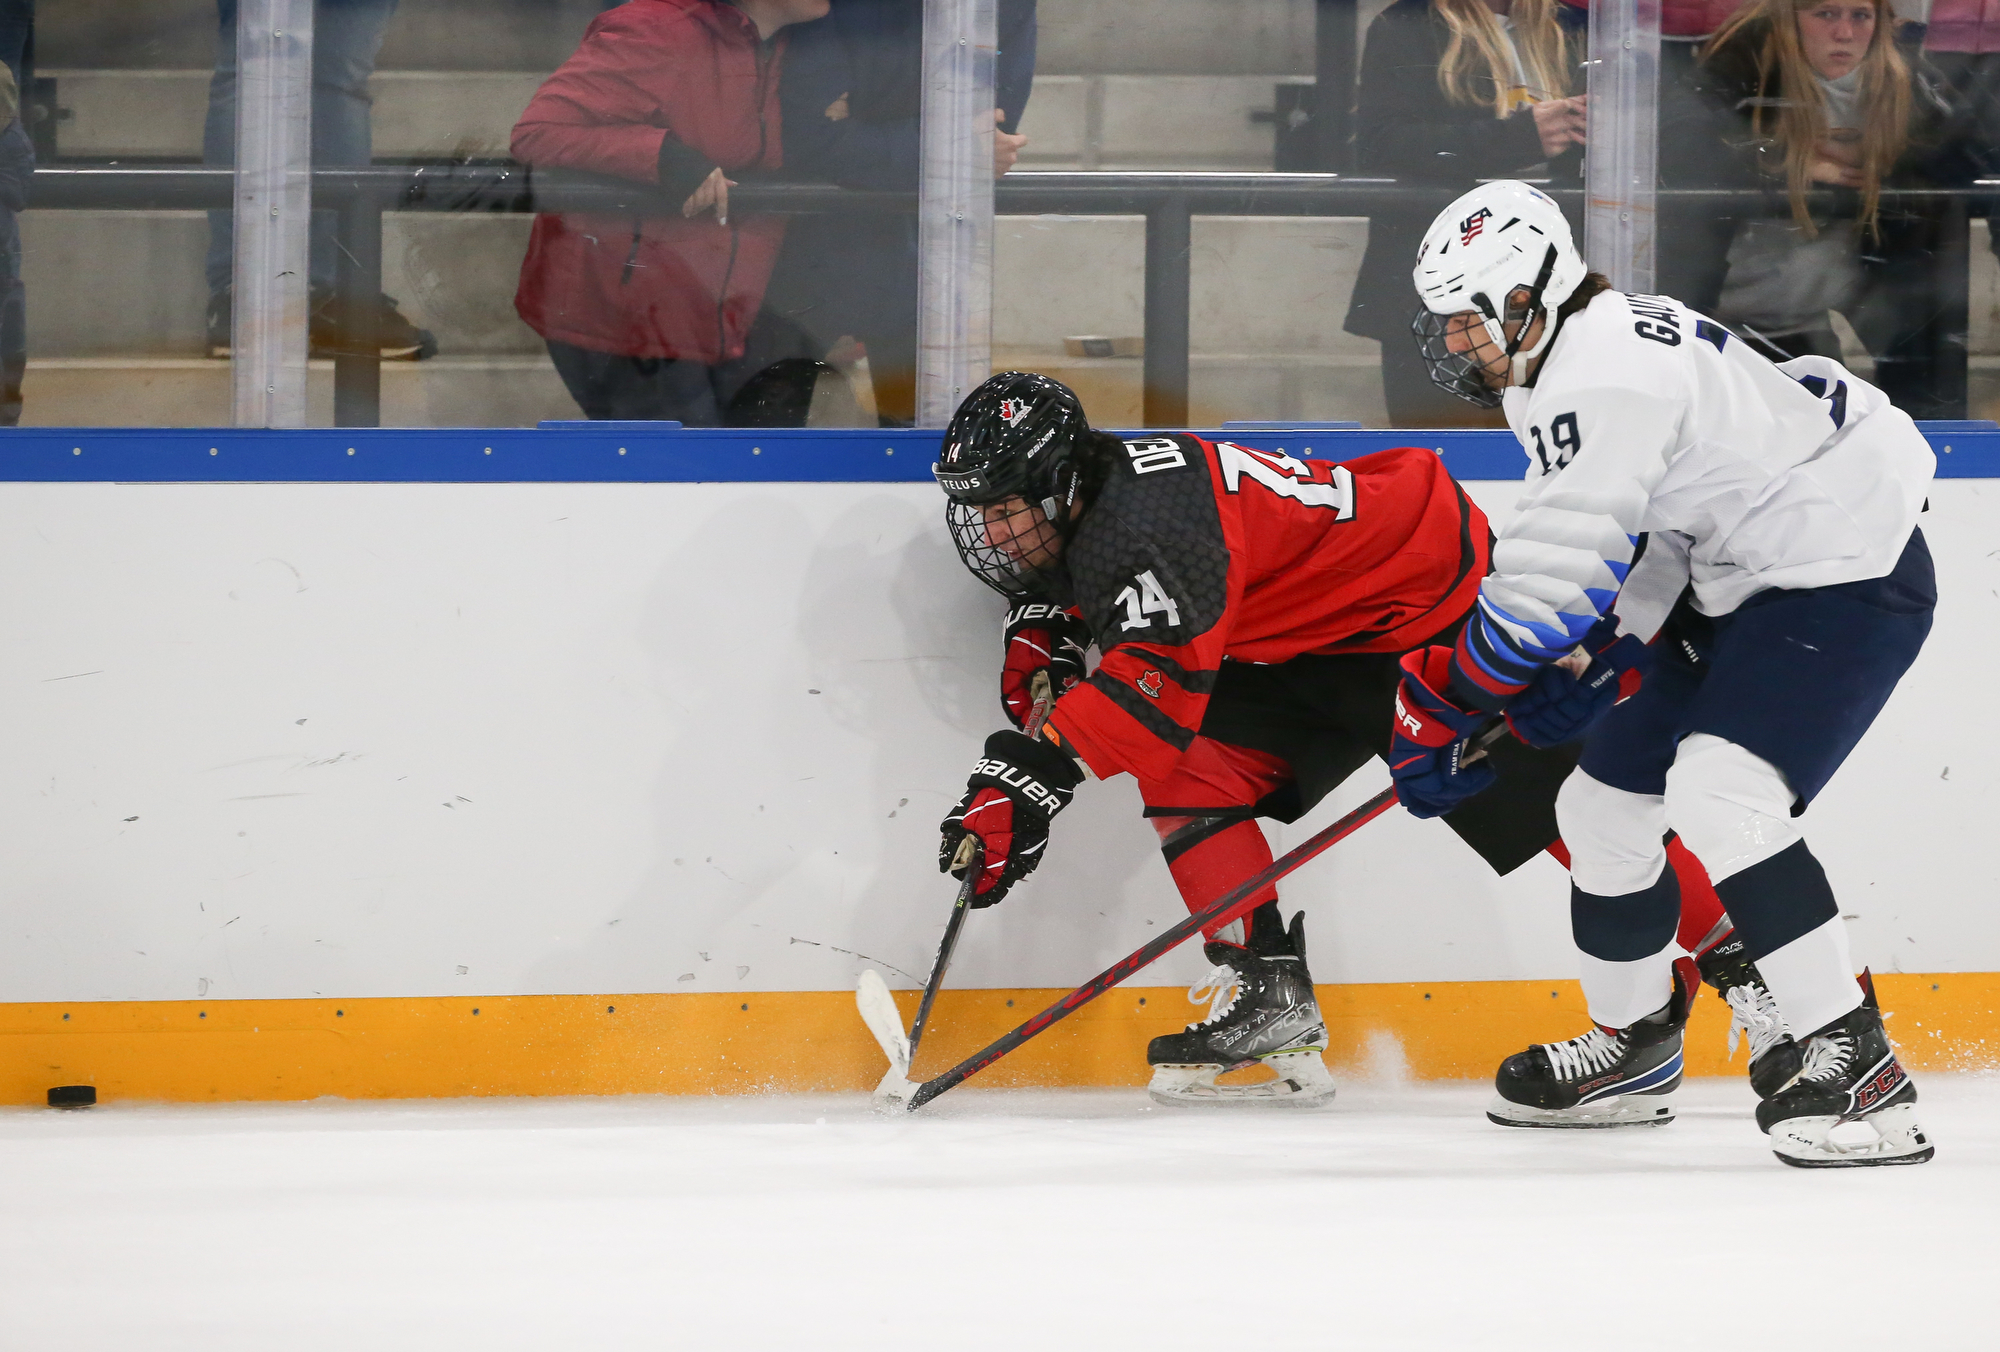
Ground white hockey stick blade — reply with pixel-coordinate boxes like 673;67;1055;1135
855;969;911;1075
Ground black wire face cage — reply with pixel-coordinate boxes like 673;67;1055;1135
1411;307;1506;409
944;495;1067;599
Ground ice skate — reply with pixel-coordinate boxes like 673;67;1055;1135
1756;971;1933;1168
1487;965;1693;1128
1146;912;1335;1106
1697;932;1803;1098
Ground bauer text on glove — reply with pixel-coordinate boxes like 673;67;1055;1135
938;729;1082;906
1000;599;1090;729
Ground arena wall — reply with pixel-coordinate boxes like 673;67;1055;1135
3;427;1995;1102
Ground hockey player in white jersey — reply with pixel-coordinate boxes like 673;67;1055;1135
1386;180;1936;1167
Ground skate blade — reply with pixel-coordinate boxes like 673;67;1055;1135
1770;1103;1935;1168
1147;1051;1336;1108
1485;1092;1676;1129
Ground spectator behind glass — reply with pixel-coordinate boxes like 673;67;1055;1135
512;0;831;425
0;63;28;425
1344;0;1587;428
202;0;437;362
1669;0;1984;413
769;0;1036;426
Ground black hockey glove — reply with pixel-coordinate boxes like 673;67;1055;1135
1000;599;1090;729
939;729;1082;906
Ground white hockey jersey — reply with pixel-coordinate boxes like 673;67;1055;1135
1451;288;1935;708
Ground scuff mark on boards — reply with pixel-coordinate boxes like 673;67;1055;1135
43;670;104;682
788;936;919;983
228;793;309;801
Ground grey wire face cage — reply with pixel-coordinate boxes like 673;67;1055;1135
933;372;1094;599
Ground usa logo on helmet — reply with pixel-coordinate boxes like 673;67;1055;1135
1459;207;1493;246
999;398;1034;428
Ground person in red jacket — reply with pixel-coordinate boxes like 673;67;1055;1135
512;0;830;424
932;372;1732;1110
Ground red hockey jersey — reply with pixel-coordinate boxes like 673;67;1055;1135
1045;435;1488;783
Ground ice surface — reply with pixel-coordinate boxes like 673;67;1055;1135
5;1076;1996;1350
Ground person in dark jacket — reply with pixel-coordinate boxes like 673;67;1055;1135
512;0;830;424
0;64;30;426
1660;0;1988;416
1344;0;1587;429
768;0;1036;426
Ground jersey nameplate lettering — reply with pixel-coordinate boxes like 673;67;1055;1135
1123;437;1189;475
1627;294;1682;348
1216;443;1356;518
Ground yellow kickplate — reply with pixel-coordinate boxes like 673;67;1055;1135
3;973;1993;1105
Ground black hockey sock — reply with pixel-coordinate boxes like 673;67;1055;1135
1713;841;1839;962
1571;859;1682;962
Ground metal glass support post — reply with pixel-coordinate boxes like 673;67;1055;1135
1313;0;1358;173
1143;196;1192;427
1583;0;1660;293
916;0;996;428
333;196;384;428
230;0;313;428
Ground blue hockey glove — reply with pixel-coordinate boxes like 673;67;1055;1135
1505;618;1654;749
1390;646;1497;819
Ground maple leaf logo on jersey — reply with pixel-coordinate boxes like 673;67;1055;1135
1137;670;1164;698
998;398;1033;428
1459;207;1493;246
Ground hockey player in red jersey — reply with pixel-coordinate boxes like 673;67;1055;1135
931;370;1729;1108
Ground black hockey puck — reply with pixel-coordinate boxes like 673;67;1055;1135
47;1085;97;1109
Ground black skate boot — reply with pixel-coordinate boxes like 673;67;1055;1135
1487;963;1695;1128
1145;911;1334;1106
1755;970;1933;1168
1698;931;1804;1099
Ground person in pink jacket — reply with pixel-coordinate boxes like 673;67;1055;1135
512;0;830;424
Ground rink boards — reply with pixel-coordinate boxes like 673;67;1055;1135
2;425;1996;1102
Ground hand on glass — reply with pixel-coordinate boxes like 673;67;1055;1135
682;165;735;225
994;108;1028;178
1531;95;1587;159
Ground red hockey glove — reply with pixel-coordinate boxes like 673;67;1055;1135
1390;646;1498;819
1000;600;1090;729
1505;617;1653;749
939;729;1082;906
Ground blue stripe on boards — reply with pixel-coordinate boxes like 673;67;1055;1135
0;422;1989;484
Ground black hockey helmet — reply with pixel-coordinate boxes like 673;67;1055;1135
933;371;1096;597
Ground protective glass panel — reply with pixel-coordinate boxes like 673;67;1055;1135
328;0;878;431
1656;0;1987;421
17;2;221;427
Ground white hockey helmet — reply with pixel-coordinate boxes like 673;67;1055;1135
1410;180;1588;407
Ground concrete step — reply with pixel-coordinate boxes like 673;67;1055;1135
43;69;546;162
36;0;1321;78
43;67;1298;168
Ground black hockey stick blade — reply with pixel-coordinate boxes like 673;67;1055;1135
903;720;1505;1111
906;672;1057;1069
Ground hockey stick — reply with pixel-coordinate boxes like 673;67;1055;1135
902;720;1510;1111
908;670;1056;1062
860;671;1055;1101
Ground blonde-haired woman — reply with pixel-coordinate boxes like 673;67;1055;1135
1667;0;1984;413
1345;0;1588;427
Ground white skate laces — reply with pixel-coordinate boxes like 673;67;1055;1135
1186;963;1242;1027
1539;1027;1624;1081
1723;983;1789;1063
1797;1028;1857;1082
